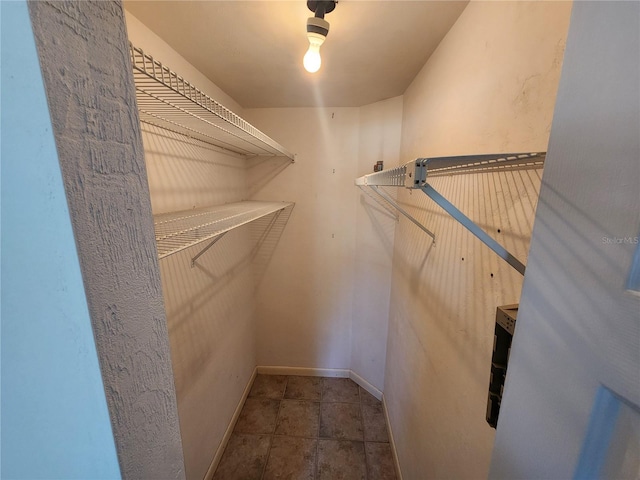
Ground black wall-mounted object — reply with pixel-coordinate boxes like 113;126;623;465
487;304;518;428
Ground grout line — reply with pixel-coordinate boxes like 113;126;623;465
360;390;371;480
238;374;389;480
258;375;287;480
316;377;325;480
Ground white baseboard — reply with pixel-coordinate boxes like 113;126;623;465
204;367;257;480
382;395;403;480
257;366;383;401
257;365;351;378
349;370;383;400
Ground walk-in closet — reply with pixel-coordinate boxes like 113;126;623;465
3;1;639;480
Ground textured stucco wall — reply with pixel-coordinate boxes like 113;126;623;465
27;2;185;478
384;2;572;478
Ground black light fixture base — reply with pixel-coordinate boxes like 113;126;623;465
307;1;336;18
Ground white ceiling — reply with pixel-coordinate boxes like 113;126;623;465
124;1;468;108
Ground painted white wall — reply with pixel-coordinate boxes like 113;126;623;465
245;107;361;371
244;101;404;392
384;2;572;478
124;12;258;480
352;97;403;390
0;2;120;478
490;2;640;477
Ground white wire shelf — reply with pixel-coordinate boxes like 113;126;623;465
356;152;545;188
129;43;295;160
154;201;294;260
355;152;545;275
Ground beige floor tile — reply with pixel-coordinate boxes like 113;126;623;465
359;386;382;406
234;398;280;434
275;400;320;437
218;375;396;479
362;403;389;442
319;402;363;441
322;377;360;403
213;434;271;480
365;442;397;480
317;439;366;480
263;436;317;480
285;376;323;401
249;374;288;399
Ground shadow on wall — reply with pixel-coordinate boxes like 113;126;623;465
359;186;400;225
246;156;294;198
158;206;294;397
519;181;638;364
141;124;247;214
493;180;640;469
388;167;543;389
359;187;431;266
378;168;543;474
164;208;295;332
394;166;543;246
249;204;295;288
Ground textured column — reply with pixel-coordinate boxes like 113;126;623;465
27;2;186;478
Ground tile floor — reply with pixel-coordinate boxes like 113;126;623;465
213;374;397;480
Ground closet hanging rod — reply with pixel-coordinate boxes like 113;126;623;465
369;186;436;243
355;152;545;275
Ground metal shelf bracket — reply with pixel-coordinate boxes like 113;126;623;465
422;184;525;275
355;152;545;275
191;232;227;267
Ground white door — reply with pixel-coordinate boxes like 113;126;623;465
489;2;640;478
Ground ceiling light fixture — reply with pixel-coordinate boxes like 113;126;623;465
304;1;336;73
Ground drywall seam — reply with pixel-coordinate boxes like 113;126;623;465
383;395;404;480
204;367;258;480
26;1;185;478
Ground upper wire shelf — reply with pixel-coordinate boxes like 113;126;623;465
356;152;545;188
129;43;295;160
355;152;546;275
154;201;294;260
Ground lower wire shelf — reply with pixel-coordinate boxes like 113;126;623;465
154;201;294;260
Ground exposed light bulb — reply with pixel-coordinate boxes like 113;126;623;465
303;31;326;73
303;46;321;73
